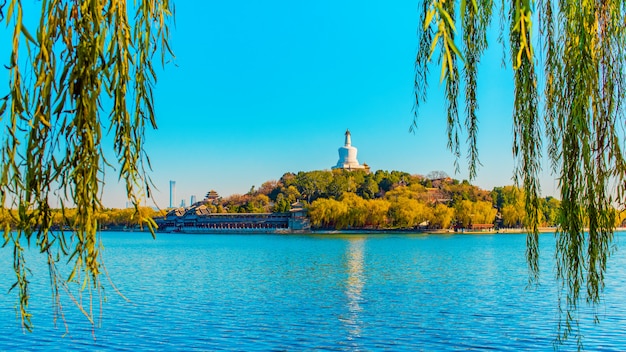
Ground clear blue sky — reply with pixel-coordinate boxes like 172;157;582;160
2;1;558;208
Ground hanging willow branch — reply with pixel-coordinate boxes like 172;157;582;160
415;0;626;347
0;0;173;331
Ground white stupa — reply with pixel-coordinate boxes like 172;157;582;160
332;129;370;172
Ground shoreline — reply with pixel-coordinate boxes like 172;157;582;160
112;226;626;235
309;227;559;235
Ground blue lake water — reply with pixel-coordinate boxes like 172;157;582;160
1;232;626;351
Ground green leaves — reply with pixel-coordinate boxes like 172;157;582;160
0;0;173;330
545;1;626;346
19;23;37;45
423;1;464;83
416;0;493;179
415;0;626;347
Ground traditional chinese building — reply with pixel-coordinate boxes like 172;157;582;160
153;202;310;233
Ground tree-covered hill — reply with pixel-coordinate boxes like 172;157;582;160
196;169;586;231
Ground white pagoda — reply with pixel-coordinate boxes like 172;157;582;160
332;129;370;172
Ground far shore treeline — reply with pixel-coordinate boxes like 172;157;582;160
176;169;626;230
3;169;621;232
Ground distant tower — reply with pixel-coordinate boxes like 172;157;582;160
190;195;197;205
169;180;176;208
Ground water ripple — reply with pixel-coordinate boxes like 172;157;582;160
1;232;626;350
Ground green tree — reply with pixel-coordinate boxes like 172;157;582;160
272;193;291;213
492;186;525;227
444;180;491;204
357;174;380;200
327;172;351;199
280;185;302;204
373;170;411;193
493;186;561;228
295;170;333;202
279;172;297;188
539;197;561;227
0;0;173;330
491;186;522;210
245;194;271;213
415;0;626;344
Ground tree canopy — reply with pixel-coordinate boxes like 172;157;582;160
228;168;566;231
0;0;173;330
414;0;626;345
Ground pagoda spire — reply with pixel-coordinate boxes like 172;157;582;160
345;129;352;146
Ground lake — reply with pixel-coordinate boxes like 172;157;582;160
1;232;625;351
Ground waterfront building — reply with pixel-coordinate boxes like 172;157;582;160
332;129;370;173
153;201;310;233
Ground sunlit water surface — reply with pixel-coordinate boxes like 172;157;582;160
1;232;626;351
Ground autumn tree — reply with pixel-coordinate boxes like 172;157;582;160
244;194;271;213
388;197;431;228
365;198;391;228
384;183;427;201
472;200;497;224
308;197;348;229
493;186;561;228
430;203;454;229
501;204;525;228
617;210;626;228
339;192;369;228
453;200;473;228
454;200;496;228
255;180;281;199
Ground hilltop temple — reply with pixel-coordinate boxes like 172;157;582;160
332;129;370;173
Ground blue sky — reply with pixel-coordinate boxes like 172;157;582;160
2;1;558;208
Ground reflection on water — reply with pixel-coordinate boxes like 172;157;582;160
2;232;626;351
343;237;365;341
